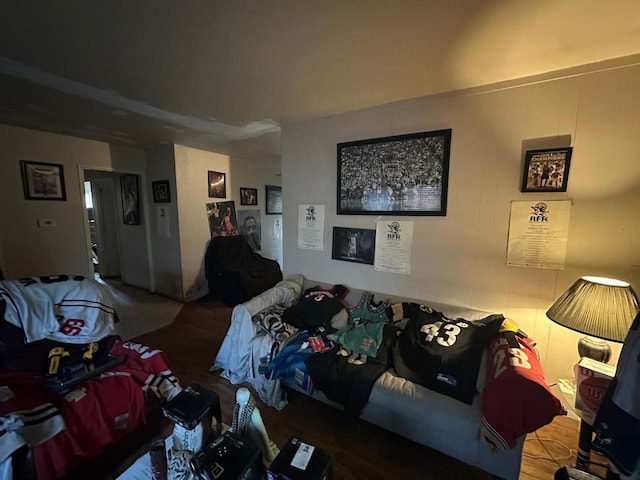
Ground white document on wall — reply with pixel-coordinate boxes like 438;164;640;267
157;206;170;238
374;220;413;274
298;204;325;250
507;200;571;269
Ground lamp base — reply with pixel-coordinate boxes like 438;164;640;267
577;336;611;363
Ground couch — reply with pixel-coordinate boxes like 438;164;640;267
212;275;564;480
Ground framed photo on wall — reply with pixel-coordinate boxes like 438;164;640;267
20;160;66;201
332;227;376;265
208;170;226;198
265;185;282;214
240;187;258;205
121;174;141;225
337;129;452;216
152;179;171;203
520;147;573;193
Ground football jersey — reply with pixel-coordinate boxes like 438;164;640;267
32;373;146;479
0;371;65;465
0;275;116;344
392;303;503;404
481;333;563;451
111;340;182;401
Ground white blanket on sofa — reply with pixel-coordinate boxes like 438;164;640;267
212;275;303;409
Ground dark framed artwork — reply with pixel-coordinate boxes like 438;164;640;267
240;187;258;206
332;227;376;265
265;185;282;215
337;129;452;216
208;170;226;198
120;174;140;225
20;160;66;201
152;180;171;203
520;147;573;193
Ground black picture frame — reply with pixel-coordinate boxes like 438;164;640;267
265;185;282;215
152;180;171;203
240;187;258;205
520;147;573;193
20;160;66;201
337;129;452;216
208;170;226;198
120;174;140;225
331;227;376;265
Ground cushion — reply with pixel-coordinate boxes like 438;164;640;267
480;332;565;450
391;302;503;404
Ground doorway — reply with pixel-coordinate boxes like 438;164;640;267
84;173;122;279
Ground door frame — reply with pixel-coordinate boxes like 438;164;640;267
77;165;156;292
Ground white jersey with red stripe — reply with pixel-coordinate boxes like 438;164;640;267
0;275;116;344
0;371;65;465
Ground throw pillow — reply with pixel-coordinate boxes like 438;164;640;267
392;302;503;404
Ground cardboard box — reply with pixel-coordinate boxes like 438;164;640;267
574;357;616;418
267;436;331;480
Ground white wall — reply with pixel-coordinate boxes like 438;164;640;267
0;125;149;284
146;145;184;300
174;145;283;301
281;63;640;383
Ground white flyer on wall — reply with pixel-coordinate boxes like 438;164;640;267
298;204;325;250
507;200;571;269
374;220;413;274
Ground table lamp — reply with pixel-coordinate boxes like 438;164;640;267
546;276;639;363
546;275;639;473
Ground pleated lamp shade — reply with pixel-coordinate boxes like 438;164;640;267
546;276;639;343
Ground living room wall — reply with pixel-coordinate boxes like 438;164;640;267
173;145;283;301
0;125;150;286
281;61;640;382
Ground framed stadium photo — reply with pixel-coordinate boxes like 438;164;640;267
337;129;452;216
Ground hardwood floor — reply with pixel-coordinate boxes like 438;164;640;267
131;300;607;480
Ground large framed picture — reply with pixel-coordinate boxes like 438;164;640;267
20;160;66;201
332;227;376;265
520;147;573;193
120;174;140;225
337;129;452;216
265;185;282;215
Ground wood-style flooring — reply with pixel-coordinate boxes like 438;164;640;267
131;300;608;480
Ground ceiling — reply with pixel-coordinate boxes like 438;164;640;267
1;1;640;162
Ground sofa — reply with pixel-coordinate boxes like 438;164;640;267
212;275;565;480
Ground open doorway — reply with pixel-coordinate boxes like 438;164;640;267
83;172;122;279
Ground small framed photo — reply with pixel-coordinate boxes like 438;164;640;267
332;227;376;265
265;185;282;215
20;160;66;201
521;147;573;193
208;170;226;198
152;180;171;203
240;187;258;205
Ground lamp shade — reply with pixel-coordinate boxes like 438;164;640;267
546;276;639;343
